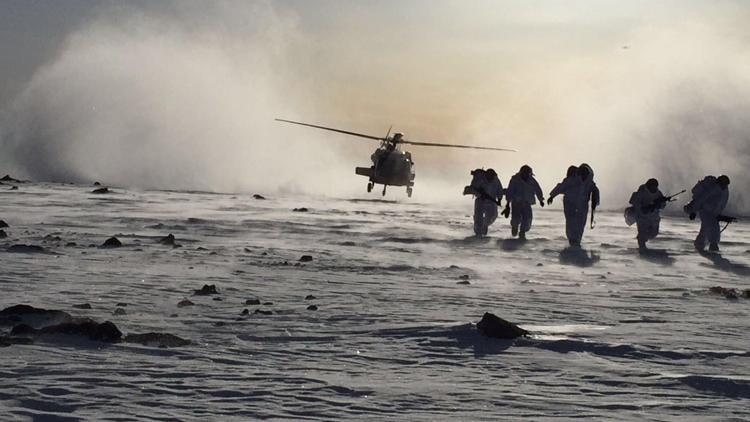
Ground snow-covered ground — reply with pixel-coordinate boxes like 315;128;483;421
1;183;748;420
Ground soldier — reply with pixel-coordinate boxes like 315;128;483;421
628;178;667;250
684;175;733;252
568;164;600;247
548;165;579;244
504;165;544;240
465;169;504;237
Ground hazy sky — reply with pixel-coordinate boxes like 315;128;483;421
1;0;748;207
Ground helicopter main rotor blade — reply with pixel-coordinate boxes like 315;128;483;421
275;119;384;141
400;140;516;152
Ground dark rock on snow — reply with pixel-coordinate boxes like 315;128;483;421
709;286;742;299
91;187;110;194
159;234;176;245
299;255;313;262
7;244;47;254
245;298;261;305
177;299;194;307
253;194;266;200
456;280;471;285
304;295;316;300
0;230;6;239
0;220;8;228
101;237;122;248
307;305;318;311
193;284;218;295
293;207;309;212
0;175;21;183
241;308;250;315
123;333;190;347
476;312;529;340
254;309;273;315
93;181;101;186
72;303;92;310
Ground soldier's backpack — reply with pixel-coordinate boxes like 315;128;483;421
684;175;716;214
463;169;486;196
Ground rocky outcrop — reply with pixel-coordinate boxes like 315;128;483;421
0;220;8;228
7;244;47;254
91;187;110;194
1;304;189;347
252;194;266;200
476;312;529;339
0;304;74;327
11;319;123;343
299;255;313;262
0;337;33;347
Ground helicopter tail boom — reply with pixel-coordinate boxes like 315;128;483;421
355;167;373;177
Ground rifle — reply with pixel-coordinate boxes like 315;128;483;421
642;189;686;213
464;186;502;205
718;215;738;233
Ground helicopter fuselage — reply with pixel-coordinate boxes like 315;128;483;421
355;143;415;196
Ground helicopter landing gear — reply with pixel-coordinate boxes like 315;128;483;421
382;185;387;196
406;187;413;198
367;182;373;193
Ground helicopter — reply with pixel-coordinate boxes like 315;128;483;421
275;118;515;197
